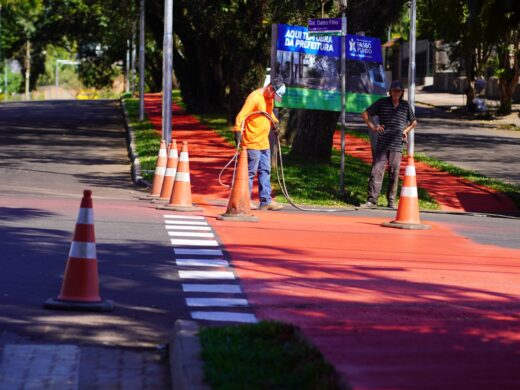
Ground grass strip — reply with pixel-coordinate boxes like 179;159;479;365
197;113;438;209
199;321;347;390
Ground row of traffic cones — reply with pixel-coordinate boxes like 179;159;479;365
143;139;202;212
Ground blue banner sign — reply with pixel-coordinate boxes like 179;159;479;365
346;34;382;63
277;24;340;57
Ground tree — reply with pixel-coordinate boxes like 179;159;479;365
418;0;519;115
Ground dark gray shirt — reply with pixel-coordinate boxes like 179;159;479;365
366;97;416;152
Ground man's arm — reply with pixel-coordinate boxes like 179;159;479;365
402;119;417;142
361;110;385;134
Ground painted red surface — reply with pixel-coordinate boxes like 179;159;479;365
145;94;520;389
335;132;518;214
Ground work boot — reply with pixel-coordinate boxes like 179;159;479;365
260;201;283;211
387;201;396;209
359;201;377;209
249;201;258;210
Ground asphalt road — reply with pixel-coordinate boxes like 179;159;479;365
0;100;184;387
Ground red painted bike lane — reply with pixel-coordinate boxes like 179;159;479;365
146;95;520;389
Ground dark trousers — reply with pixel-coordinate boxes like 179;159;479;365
367;149;402;205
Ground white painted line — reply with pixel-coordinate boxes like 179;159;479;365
164;220;208;226
164;215;205;220
165;225;211;231
168;231;215;238
186;298;249;307
176;259;229;267
171;239;219;246
191;311;257;323
175;248;224;256
179;271;235;280
182;284;242;293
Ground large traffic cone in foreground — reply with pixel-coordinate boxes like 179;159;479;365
45;190;113;311
158;139;179;201
382;156;431;230
140;139;167;199
157;141;202;212
218;147;258;222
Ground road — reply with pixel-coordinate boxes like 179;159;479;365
0;100;181;387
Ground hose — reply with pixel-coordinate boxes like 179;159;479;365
219;110;354;213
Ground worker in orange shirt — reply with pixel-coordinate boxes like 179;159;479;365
233;79;286;211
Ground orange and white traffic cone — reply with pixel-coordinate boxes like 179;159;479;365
217;147;258;222
382;156;431;230
140;139;167;199
44;190;113;311
157;141;202;212
158;139;179;201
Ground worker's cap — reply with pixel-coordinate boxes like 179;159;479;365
389;80;404;91
272;79;286;102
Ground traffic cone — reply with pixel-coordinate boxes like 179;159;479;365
44;190;113;311
158;139;179;201
218;147;258;222
382;156;431;230
140;139;167;199
157;141;203;212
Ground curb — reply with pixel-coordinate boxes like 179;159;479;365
120;98;150;188
169;320;210;390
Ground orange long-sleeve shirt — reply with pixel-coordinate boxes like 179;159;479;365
233;87;278;150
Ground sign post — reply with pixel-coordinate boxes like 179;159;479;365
308;15;348;195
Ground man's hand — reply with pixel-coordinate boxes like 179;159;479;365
402;132;408;143
234;131;242;147
372;124;385;134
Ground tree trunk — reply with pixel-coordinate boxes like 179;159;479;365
290;109;340;162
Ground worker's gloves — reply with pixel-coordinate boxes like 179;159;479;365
234;131;242;147
273;123;280;134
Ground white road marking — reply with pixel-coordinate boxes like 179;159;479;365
171;239;219;246
182;284;242;293
186;298;248;307
165;225;211;231
175;249;224;256
164;220;208;225
168;231;215;238
179;271;235;280
176;259;229;267
164;215;205;220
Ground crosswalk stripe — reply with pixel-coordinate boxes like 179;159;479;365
171;239;219;246
165;225;211;231
165;220;208;225
176;259;229;267
168;231;215;238
182;284;242;293
186;298;248;307
164;215;205;220
179;271;235;279
175;248;224;256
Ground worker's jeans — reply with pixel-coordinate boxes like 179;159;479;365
247;148;272;207
367;149;402;205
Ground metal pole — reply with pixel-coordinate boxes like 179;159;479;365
125;41;130;93
139;0;145;121
55;62;59;96
131;22;136;95
162;0;173;144
407;0;416;156
339;5;347;194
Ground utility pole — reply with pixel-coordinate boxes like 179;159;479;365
407;0;416;156
162;0;173;144
339;0;347;195
139;0;145;121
